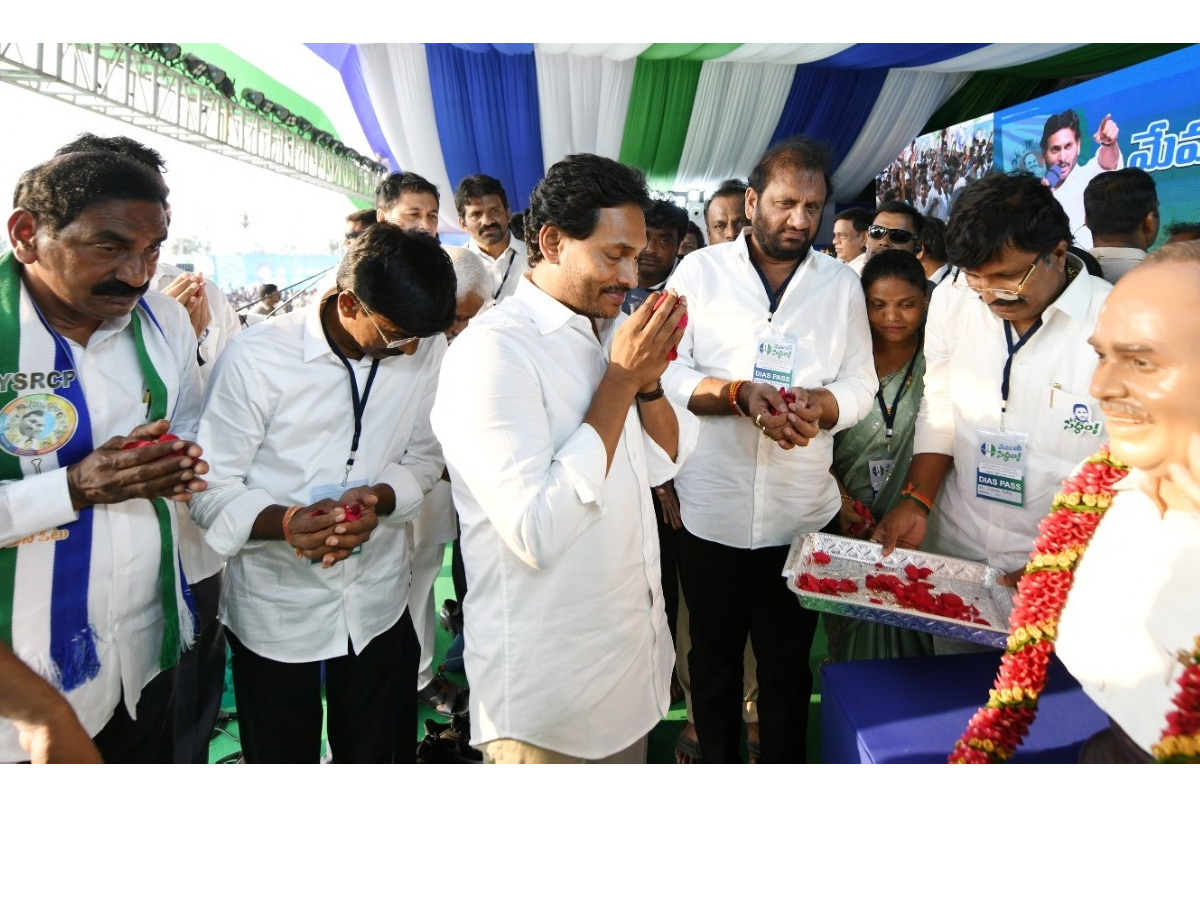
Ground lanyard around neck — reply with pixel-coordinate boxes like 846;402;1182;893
749;251;802;316
1001;318;1044;418
493;247;518;301
320;306;379;486
875;346;920;449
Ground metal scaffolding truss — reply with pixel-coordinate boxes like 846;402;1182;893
0;42;380;203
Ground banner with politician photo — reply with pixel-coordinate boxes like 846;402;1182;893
995;43;1200;249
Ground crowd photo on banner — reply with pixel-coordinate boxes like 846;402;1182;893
5;40;1200;769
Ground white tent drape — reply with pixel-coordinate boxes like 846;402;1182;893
534;49;637;167
357;43;461;232
673;61;796;191
832;69;972;202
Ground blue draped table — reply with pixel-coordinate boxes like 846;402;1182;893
820;651;1109;764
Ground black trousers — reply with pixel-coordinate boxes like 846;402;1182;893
173;572;226;763
677;529;818;764
652;490;680;641
92;665;178;764
227;609;418;764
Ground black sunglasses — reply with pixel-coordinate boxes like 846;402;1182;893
867;224;917;244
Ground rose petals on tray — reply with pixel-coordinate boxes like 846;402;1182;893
782;533;1014;649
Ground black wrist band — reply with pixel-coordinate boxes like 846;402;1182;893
636;381;665;403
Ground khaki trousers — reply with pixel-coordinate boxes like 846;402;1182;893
483;734;648;764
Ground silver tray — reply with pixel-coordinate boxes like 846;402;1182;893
782;533;1016;649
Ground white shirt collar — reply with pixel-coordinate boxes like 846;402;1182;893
518;273;619;348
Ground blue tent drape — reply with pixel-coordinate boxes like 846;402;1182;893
770;67;891;172
820;44;989;69
305;43;395;174
425;44;545;211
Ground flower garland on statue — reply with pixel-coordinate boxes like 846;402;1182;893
949;445;1200;764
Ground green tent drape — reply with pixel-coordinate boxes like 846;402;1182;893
923;43;1193;134
619;57;703;190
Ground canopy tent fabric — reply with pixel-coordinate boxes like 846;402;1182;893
305;42;1191;233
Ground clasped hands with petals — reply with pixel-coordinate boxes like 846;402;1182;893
284;485;381;569
743;382;820;449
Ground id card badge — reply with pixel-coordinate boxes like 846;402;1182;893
974;428;1028;507
752;327;796;389
310;480;368;561
867;457;894;499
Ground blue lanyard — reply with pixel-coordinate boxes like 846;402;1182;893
1001;318;1043;416
320;305;379;485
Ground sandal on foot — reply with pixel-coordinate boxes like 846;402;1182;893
675;732;702;764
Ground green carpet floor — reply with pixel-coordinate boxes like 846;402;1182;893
208;548;826;763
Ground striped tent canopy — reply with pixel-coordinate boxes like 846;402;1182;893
306;43;1189;231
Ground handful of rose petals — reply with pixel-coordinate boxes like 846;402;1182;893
121;433;185;458
651;291;688;361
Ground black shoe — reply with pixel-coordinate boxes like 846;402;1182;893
439;599;464;636
415;713;482;763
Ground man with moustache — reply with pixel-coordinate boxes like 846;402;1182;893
455;174;528;307
704;179;751;246
663;137;877;763
376;171;442;237
832;208;871;272
1055;240;1200;762
623;199;689;313
431;154;696;763
1038;109;1122;249
0;148;208;762
874;173;1113;612
864;202;924;262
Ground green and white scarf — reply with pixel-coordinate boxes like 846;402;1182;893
0;251;194;691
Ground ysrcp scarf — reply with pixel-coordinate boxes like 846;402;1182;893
0;251;194;692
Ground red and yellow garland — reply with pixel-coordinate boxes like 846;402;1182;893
949;446;1200;764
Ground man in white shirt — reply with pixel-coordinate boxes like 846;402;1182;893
663;137;877;763
189;223;456;763
917;216;952;287
704;179;751;246
376;171;441;238
832;208;870;272
455;174;528;307
1038;109;1122;249
623;199;688;314
49;130;243;765
1056;241;1200;761
410;246;487;718
0;147;208;763
431;153;697;764
875;172;1112;594
1083;168;1159;285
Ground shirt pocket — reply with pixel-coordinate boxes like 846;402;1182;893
1040;383;1106;465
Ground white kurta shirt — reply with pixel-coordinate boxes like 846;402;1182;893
1057;471;1200;752
0;282;203;761
188;302;445;663
1089;246;1146;285
662;234;877;549
916;262;1112;574
1052;150;1123;250
151;263;243;584
430;274;697;759
466;235;528;307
